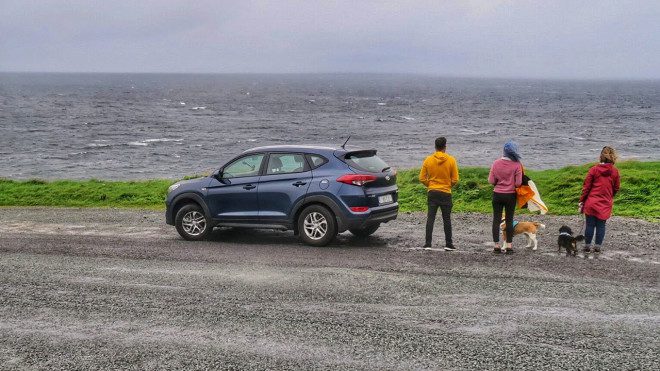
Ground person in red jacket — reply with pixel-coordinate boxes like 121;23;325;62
579;146;620;253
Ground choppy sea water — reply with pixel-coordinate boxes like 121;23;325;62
0;73;658;180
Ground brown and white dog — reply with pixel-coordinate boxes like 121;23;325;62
500;221;546;250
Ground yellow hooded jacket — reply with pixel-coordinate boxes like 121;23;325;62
419;152;459;194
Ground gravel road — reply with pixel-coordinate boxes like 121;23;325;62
0;207;658;370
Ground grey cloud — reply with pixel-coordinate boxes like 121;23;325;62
1;0;658;79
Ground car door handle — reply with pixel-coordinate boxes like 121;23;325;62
292;181;307;187
243;184;256;190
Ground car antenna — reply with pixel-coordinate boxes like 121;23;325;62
341;136;351;149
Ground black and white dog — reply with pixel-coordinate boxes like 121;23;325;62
557;225;584;256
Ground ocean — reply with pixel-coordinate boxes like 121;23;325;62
1;73;658;180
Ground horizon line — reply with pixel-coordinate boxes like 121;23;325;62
1;70;659;83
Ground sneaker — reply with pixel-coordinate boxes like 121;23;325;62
583;245;592;253
593;245;602;253
423;244;431;248
444;245;456;251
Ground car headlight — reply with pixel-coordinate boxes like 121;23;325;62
168;183;181;193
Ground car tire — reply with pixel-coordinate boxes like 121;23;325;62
175;204;211;241
298;205;337;247
349;223;380;238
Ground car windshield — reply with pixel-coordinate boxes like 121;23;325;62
344;151;389;173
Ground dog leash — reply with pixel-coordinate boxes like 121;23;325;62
577;200;586;235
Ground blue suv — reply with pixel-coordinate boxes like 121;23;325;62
165;145;398;246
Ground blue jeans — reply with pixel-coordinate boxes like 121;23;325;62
585;215;606;245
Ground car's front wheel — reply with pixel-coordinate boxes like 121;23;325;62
349;223;380;238
298;205;337;246
175;204;211;241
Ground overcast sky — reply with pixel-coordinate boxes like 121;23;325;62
1;0;658;79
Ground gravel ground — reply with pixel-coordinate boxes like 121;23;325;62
0;207;658;370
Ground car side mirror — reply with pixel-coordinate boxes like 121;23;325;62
214;170;223;180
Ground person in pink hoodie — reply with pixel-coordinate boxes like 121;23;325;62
488;140;523;254
579;146;620;253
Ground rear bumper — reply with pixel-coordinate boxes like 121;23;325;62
343;203;398;230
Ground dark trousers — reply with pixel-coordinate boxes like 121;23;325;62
492;192;516;243
585;215;606;245
425;191;453;246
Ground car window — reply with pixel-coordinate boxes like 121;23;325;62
344;152;389;173
307;154;328;169
222;154;264;178
266;153;306;175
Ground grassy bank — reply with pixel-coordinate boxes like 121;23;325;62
1;161;658;220
0;179;171;209
398;161;659;221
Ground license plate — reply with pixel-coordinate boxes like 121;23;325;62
378;194;393;204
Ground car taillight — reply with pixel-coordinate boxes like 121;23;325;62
336;174;377;186
350;207;370;213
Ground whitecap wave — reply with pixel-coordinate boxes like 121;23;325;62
143;138;183;143
86;142;112;148
127;138;184;146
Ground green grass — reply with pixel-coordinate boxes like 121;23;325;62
0;179;172;209
0;161;658;221
399;161;659;221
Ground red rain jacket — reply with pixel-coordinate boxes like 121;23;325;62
580;163;620;220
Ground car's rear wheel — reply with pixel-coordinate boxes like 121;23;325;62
349;223;380;238
298;205;337;246
175;204;211;241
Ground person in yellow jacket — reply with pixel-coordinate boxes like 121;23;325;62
419;137;459;250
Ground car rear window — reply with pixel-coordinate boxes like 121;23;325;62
343;151;389;173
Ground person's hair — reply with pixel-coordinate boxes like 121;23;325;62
435;137;447;151
503;140;521;162
600;146;617;164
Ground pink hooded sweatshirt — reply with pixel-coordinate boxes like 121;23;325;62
488;158;523;193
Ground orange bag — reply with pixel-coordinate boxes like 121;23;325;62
516;185;535;208
515;165;535;208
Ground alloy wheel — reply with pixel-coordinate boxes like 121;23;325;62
181;210;206;236
303;211;328;240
